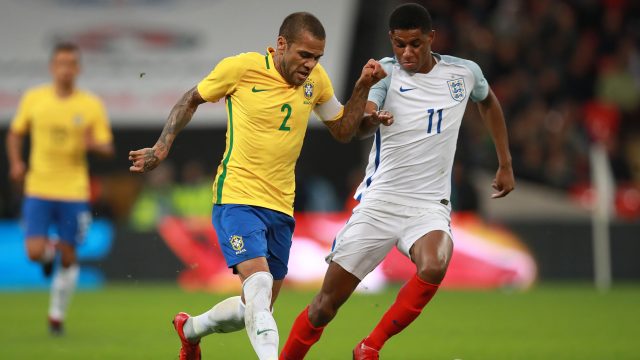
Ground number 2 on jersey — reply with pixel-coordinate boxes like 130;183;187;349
279;103;292;131
427;108;443;134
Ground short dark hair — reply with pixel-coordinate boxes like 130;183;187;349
51;42;80;60
389;3;433;33
279;12;326;43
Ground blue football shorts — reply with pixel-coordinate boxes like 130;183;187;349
22;197;91;247
212;204;295;280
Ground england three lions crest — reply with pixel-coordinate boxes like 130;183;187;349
447;78;466;102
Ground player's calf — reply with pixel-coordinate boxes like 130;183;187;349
308;292;341;327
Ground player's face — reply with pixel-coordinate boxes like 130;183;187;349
389;29;435;73
277;31;325;86
50;50;80;88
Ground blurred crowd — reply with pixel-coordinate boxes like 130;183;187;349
3;0;640;224
425;0;640;190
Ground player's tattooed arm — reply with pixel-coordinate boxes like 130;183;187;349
356;102;394;139
477;88;515;198
323;59;388;143
129;86;205;173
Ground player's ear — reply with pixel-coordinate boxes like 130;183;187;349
276;36;287;52
427;30;436;44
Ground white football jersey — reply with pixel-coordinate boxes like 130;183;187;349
354;53;489;208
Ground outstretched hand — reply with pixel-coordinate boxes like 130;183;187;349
371;110;394;126
129;146;167;173
359;59;387;88
491;165;515;198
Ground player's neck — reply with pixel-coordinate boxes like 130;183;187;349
54;83;75;98
416;54;436;74
272;52;286;82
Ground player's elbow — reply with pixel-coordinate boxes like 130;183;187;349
332;130;354;144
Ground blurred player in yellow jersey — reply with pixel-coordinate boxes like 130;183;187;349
129;12;391;360
6;43;114;336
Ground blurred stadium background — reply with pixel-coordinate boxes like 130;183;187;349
1;0;639;359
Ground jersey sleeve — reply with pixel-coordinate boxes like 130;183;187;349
313;65;343;121
464;59;490;102
90;98;113;144
197;55;247;103
10;91;33;135
367;57;395;109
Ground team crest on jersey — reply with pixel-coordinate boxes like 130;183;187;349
447;78;466;102
229;235;246;255
303;79;314;101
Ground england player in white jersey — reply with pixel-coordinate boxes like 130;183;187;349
280;4;515;360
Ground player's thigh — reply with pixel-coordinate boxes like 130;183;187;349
55;200;92;247
399;207;453;282
262;209;296;282
328;204;398;281
22;197;55;244
212;204;270;278
271;279;284;305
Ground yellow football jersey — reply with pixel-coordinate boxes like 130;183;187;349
197;48;343;216
10;84;112;201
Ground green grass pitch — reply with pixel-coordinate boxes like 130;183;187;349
2;283;639;359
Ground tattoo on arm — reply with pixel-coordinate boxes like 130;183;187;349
326;81;370;143
153;86;205;157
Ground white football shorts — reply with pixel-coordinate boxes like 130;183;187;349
326;198;452;280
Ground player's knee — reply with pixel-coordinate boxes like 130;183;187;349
309;293;339;327
27;248;44;262
417;259;448;284
58;246;77;268
60;256;76;268
243;271;274;305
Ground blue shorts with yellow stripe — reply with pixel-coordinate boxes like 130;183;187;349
212;204;295;280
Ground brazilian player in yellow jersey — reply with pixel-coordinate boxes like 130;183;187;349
129;12;392;360
5;43;114;336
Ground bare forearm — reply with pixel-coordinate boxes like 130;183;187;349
479;93;512;167
89;143;115;159
356;114;379;139
154;87;201;153
330;80;371;143
6;131;24;165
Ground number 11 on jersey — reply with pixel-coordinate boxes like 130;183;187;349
427;108;443;134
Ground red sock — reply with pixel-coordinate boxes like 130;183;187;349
363;274;439;351
280;306;325;360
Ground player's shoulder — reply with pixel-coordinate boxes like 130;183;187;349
220;51;264;68
22;84;53;99
378;57;397;72
75;89;105;106
437;53;483;75
309;62;333;87
310;61;328;77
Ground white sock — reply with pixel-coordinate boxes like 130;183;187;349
243;272;278;360
184;296;246;341
41;243;55;263
48;264;79;321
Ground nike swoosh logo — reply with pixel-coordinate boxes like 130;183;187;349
252;86;268;93
256;329;276;335
399;86;416;92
